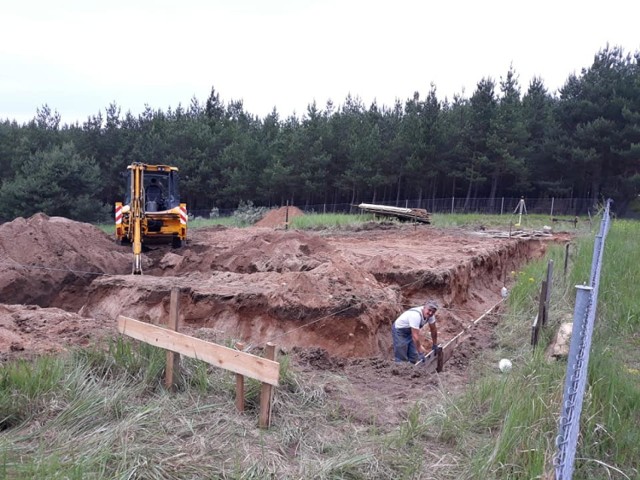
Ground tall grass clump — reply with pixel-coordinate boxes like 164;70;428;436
0;345;174;479
570;219;640;479
188;215;238;228
0;336;392;479
596;220;640;333
289;212;375;229
0;356;65;429
430;212;591;233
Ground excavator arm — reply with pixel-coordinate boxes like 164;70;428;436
131;164;145;274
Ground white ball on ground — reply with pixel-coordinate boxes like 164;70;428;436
498;358;512;373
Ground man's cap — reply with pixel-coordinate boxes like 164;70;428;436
425;301;438;311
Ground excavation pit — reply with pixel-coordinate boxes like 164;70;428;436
0;213;572;426
0;213;564;363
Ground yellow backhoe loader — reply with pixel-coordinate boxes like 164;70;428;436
115;163;187;274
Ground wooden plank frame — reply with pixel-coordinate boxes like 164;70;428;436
117;315;280;386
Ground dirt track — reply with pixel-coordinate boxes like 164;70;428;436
0;211;565;422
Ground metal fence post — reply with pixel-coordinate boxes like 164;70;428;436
589;234;602;286
555;285;592;480
555;198;612;480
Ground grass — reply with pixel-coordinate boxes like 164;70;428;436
6;213;638;478
289;213;375;229
1;338;383;479
432;218;640;479
96;208;591;235
188;216;245;229
430;212;592;233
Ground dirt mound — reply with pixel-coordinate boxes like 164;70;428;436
0;213;131;307
152;228;334;275
80;235;403;357
255;206;304;228
0;303;114;362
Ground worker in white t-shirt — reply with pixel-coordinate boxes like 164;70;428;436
392;301;440;363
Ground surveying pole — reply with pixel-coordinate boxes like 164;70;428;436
513;197;527;227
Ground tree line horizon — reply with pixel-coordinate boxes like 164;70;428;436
0;44;638;222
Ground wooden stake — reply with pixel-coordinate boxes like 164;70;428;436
165;288;181;391
539;279;548;327
532;280;547;348
285;201;289;230
235;342;245;413
545;259;554;325
259;343;277;428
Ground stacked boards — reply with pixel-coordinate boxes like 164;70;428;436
357;203;431;224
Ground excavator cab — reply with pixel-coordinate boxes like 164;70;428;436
115;163;188;274
145;177;164;211
124;170;181;212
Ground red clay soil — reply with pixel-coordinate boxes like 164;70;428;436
254;206;304;228
0;212;568;425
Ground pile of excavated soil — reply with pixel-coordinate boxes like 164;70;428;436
0;214;560;361
0;214;131;308
0;304;113;362
254;206;304;228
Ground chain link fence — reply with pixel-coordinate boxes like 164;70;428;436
189;197;595;219
553;199;612;479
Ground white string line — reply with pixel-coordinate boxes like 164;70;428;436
0;260;113;276
1;258;536;329
1;258;525;315
3;255;528;359
262;304;358;345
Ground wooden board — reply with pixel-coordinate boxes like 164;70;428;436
357;203;431;223
117;315;280;386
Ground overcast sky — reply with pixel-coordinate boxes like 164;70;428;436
1;0;639;125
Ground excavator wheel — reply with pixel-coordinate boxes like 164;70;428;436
172;236;183;249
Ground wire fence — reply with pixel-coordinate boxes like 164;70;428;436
553;198;612;480
189;196;595;219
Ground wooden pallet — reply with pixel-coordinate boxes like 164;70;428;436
357;203;431;224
